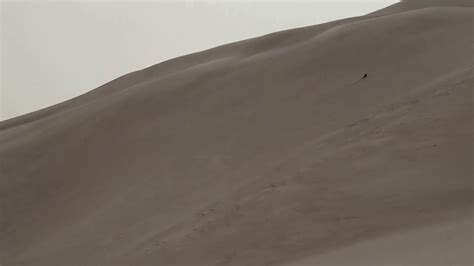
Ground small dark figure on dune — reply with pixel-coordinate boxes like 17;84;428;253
362;73;368;79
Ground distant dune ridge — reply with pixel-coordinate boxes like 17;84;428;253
1;1;473;265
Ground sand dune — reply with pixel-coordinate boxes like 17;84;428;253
286;216;473;266
1;1;473;265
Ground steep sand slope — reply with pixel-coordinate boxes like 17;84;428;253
1;2;473;266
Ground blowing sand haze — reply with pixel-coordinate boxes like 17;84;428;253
1;0;473;265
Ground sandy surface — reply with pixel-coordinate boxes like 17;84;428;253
286;215;473;266
1;1;473;265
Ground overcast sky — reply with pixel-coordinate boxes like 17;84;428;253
0;0;396;121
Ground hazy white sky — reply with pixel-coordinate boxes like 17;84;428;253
0;0;396;121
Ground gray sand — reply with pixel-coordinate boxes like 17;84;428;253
1;1;473;265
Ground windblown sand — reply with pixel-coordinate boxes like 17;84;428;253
1;1;473;265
